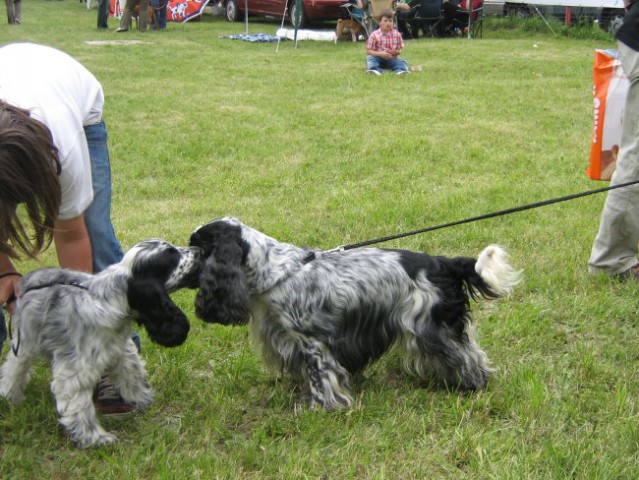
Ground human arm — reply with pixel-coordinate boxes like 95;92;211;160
0;255;21;314
366;48;394;59
386;30;404;57
365;30;402;59
394;32;404;56
53;214;93;272
365;33;390;59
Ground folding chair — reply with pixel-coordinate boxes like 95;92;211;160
341;0;397;39
396;0;420;38
412;0;445;38
443;0;484;38
469;1;484;38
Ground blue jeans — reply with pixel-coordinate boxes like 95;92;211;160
150;0;167;29
366;55;409;73
85;122;140;351
97;0;109;28
84;122;124;273
1;122;140;352
0;311;5;345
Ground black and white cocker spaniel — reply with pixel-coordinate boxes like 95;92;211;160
190;217;522;410
0;239;202;448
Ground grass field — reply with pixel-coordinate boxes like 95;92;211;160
1;2;638;479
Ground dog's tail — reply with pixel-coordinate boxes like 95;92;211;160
456;245;522;300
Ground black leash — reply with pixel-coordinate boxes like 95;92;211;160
327;179;639;252
20;281;89;295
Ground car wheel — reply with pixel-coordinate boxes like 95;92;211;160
503;2;530;19
289;0;306;28
598;8;624;34
607;15;624;35
225;0;241;22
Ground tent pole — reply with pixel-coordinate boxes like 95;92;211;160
276;0;289;52
467;0;472;39
531;4;557;35
245;0;249;33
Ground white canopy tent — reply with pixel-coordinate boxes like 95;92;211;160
499;0;625;34
502;0;623;7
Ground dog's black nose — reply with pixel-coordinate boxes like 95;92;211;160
189;228;215;257
189;231;204;249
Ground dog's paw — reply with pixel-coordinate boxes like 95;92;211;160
308;395;351;412
0;387;24;404
121;387;153;412
131;398;152;413
76;432;118;449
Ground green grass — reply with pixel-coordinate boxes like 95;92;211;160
2;3;638;479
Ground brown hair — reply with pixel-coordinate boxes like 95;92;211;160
0;100;61;259
379;9;394;20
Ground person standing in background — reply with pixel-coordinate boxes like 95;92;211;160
150;0;167;29
589;0;639;280
4;0;21;24
98;0;110;29
116;0;149;32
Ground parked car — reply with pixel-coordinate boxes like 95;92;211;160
502;1;625;34
223;0;346;27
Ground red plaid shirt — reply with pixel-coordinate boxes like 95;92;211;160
366;28;404;57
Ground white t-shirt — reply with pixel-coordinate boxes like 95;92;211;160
0;43;104;220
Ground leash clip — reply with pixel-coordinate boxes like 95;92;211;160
4;310;20;357
2;294;20;356
324;245;345;254
303;245;346;264
315;245;346;259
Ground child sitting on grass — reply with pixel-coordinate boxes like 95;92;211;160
365;9;412;75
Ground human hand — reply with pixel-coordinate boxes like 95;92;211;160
0;272;21;315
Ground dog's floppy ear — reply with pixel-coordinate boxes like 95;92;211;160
127;278;190;347
195;239;250;325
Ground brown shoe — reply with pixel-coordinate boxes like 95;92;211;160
616;264;639;282
94;378;136;418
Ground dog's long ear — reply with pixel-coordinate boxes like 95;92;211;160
127;279;190;347
195;239;250;325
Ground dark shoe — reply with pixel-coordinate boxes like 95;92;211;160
616;264;639;282
114;27;128;33
94;378;136;418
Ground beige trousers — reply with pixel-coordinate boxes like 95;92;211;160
589;42;639;275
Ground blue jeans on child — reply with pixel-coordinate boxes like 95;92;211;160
1;121;140;352
366;55;409;74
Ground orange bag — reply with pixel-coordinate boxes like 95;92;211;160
587;49;630;181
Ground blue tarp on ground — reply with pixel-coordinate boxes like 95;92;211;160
218;33;281;42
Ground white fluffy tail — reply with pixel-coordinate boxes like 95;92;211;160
475;245;522;297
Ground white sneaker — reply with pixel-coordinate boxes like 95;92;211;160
395;70;410;75
366;69;382;76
